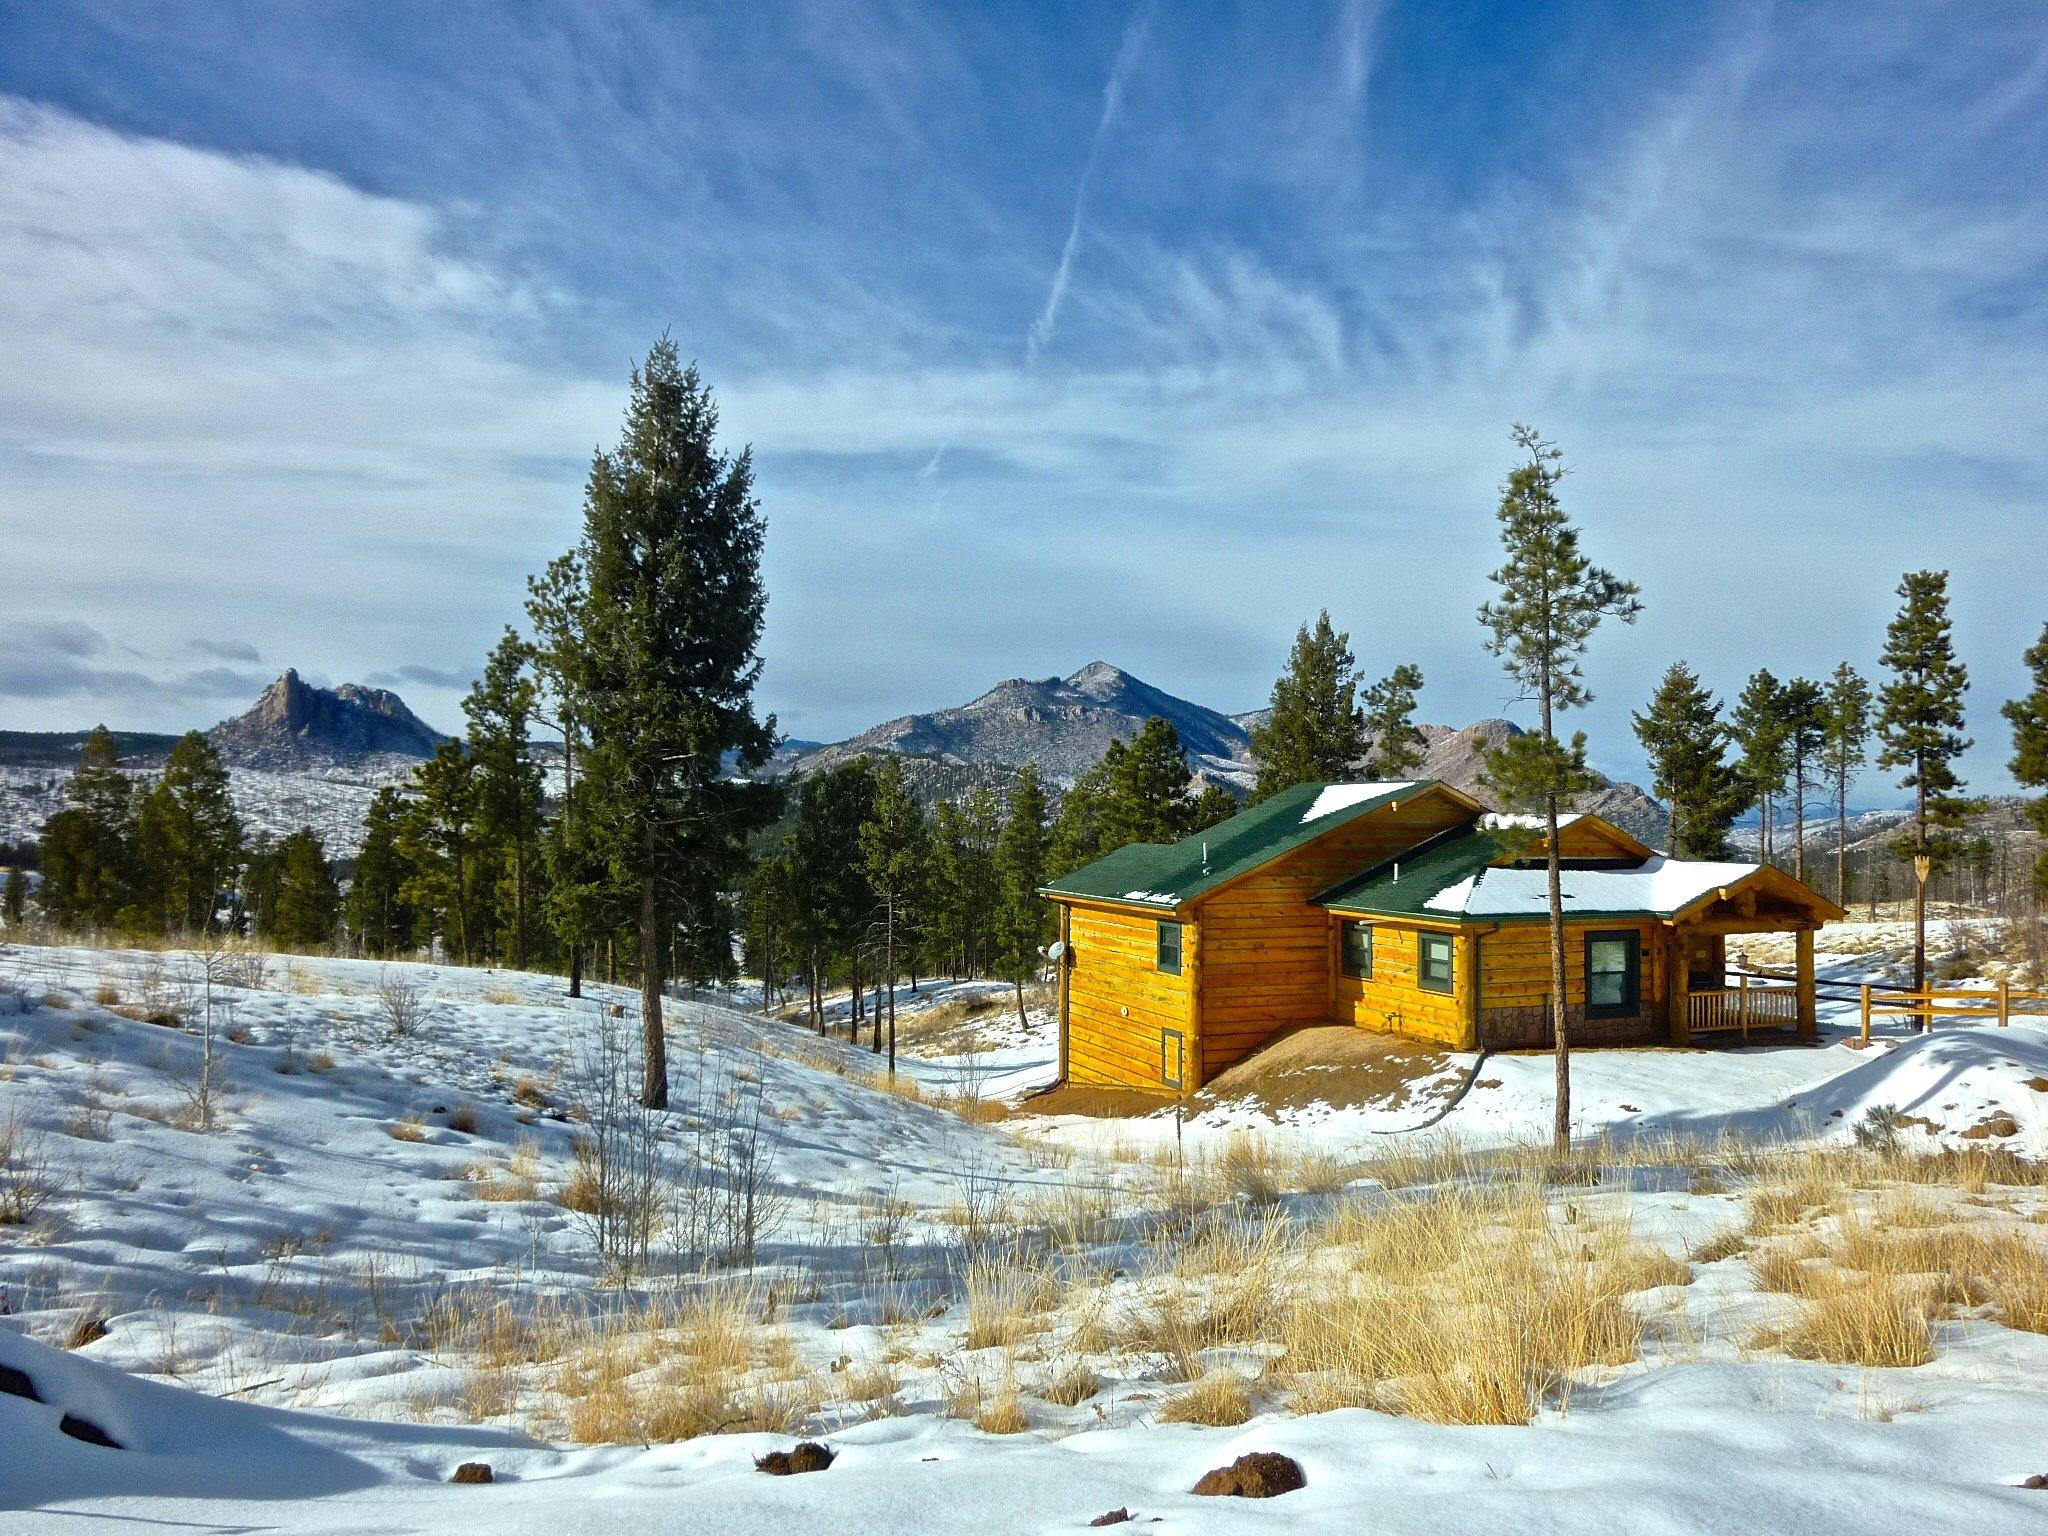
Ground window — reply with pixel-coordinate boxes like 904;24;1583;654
1418;932;1455;994
1156;921;1183;976
1586;931;1641;1018
1339;920;1374;980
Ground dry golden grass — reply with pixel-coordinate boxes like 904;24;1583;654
1034;1358;1100;1407
1159;1371;1254;1426
962;1248;1061;1351
974;1383;1030;1434
465;1142;542;1203
386;1117;429;1143
1273;1182;1664;1425
481;986;522;1005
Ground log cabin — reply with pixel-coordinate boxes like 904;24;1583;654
1039;779;1844;1095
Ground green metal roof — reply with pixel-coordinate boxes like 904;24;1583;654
1039;779;1445;911
1313;825;1505;918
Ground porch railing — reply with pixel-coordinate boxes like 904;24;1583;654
1688;977;1800;1037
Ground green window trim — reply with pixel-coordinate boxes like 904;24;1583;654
1585;930;1641;1018
1418;932;1455;994
1157;920;1183;976
1339;920;1374;980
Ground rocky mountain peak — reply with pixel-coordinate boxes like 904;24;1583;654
209;671;448;769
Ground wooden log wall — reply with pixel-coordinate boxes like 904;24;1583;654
1333;920;1471;1046
1196;789;1473;1078
1478;918;1669;1048
1063;901;1190;1090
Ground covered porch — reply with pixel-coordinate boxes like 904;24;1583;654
1665;874;1834;1045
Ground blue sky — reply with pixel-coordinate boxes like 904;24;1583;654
0;2;2043;799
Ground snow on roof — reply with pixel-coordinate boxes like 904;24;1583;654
1480;811;1584;833
1301;782;1419;824
1423;855;1757;918
1118;890;1180;907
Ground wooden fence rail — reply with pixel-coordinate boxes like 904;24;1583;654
1858;982;2048;1043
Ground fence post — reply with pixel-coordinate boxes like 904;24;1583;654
1999;980;2010;1028
1860;983;1871;1046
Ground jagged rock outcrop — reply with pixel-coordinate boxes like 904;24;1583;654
1418;719;1668;846
208;670;447;769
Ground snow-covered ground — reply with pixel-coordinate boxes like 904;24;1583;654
6;929;2048;1531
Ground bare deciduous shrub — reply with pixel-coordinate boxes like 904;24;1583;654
0;1111;56;1225
374;969;434;1041
563;1005;664;1281
665;1051;794;1272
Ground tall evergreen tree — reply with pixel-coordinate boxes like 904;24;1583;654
1248;612;1366;801
36;726;136;932
1187;781;1243;832
1731;670;1790;867
788;759;878;1031
1874;569;1972;995
992;764;1054;1027
134;731;241;935
1359;663;1427;777
574;341;776;1108
1779;677;1828;884
266;827;340;950
931;791;1000;975
1476;426;1641;1156
2;863;25;927
1631;662;1748;857
464;630;545;968
526;548;599;995
2003;623;2048;894
400;740;485;964
1102;717;1197;847
859;756;931;1065
344;786;416;955
1821;663;1872;906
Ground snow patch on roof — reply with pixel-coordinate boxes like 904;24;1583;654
1481;811;1584;833
1301;782;1417;824
1424;855;1756;917
1119;890;1180;907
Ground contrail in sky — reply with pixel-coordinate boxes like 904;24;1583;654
1026;1;1154;364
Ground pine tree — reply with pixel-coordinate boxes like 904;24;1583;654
344;786;416;955
1248;612;1366;801
860;756;932;1066
36;726;136;932
574;340;776;1108
134;731;242;936
992;764;1053;1027
266;827;340;950
1874;569;1972;995
1476;426;1641;1156
788;760;878;1032
1360;663;1426;777
1631;662;1748;857
2003;623;2048;893
931;792;1000;975
464;630;545;968
1779;677;1827;884
1100;717;1195;848
400;740;484;964
2;863;27;927
1187;782;1242;832
1821;663;1872;906
526;549;598;995
1731;670;1790;867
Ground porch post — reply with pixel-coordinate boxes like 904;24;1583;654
1795;927;1817;1043
1668;926;1691;1046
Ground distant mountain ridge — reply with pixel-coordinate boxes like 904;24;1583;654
782;662;1671;844
787;662;1256;788
208;670;449;769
